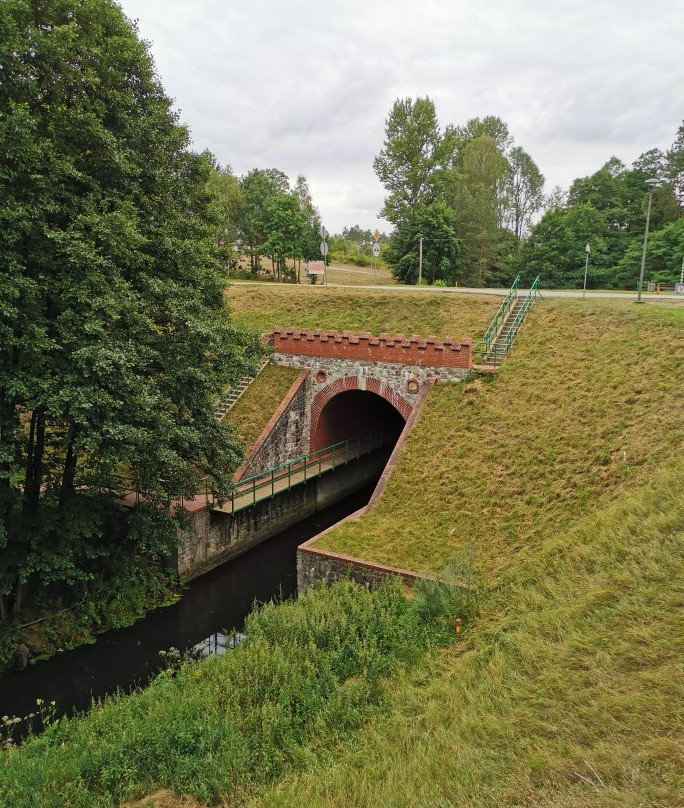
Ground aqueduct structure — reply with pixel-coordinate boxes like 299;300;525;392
177;328;472;581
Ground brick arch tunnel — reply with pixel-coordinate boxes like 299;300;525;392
310;377;413;453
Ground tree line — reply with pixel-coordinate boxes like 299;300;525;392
374;97;683;289
207;162;324;282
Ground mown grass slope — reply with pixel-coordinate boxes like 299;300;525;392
227;284;498;340
222;365;300;456
246;458;683;808
318;299;684;575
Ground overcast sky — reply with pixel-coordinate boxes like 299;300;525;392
117;0;683;234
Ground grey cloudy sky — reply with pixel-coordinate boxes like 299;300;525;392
117;0;683;234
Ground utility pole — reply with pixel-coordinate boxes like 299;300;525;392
636;178;659;303
418;236;423;286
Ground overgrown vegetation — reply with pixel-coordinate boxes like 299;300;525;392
0;562;179;668
243;459;683;808
0;577;476;807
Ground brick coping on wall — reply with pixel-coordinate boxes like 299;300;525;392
268;328;471;369
232;369;310;482
297;378;436;584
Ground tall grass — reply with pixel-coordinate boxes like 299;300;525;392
243;458;683;808
0;578;475;808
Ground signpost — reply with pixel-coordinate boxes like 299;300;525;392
320;226;328;287
371;229;381;283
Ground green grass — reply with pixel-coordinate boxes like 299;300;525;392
223;365;300;456
0;579;474;807
227;284;499;341
318;299;684;575
244;458;683;808
4;291;681;808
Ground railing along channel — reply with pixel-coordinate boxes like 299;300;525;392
226;431;386;514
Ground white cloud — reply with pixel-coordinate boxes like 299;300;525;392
118;0;684;232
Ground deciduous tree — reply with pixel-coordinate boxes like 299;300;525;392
0;0;261;618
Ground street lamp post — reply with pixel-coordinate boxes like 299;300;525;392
636;178;659;303
583;243;591;299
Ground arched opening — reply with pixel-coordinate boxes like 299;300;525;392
312;389;406;452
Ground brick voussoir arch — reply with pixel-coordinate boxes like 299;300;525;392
310;375;414;451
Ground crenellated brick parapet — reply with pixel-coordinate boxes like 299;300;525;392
266;328;472;369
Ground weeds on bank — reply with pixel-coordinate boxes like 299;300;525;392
0;570;478;808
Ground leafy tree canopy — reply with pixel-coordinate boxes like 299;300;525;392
384;203;461;285
0;0;261;617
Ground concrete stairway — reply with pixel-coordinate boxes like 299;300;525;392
214;357;269;421
487;299;526;364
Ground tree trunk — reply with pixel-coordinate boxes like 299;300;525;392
0;595;7;624
23;409;46;511
13;580;23;614
59;427;78;508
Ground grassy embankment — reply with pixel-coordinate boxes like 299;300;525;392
317;298;684;573
2;289;681;807
221;365;301;456
229;290;684;807
227;283;499;339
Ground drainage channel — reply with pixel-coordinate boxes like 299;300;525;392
0;483;376;743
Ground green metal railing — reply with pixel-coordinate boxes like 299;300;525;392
479;274;520;359
99;431;390;514
224;431;387;514
473;275;541;365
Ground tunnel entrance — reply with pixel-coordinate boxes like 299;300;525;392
312;389;406;452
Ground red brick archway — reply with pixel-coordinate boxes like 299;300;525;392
310;376;413;451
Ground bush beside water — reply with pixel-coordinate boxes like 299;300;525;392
0;576;475;807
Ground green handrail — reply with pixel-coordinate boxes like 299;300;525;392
220;429;388;514
481;274;520;356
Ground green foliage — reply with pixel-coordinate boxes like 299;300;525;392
384;203;461;285
513;203;611;287
373;97;454;225
0;579;474;806
0;0;262;617
616;216;684;287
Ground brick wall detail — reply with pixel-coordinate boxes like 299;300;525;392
268;328;471;369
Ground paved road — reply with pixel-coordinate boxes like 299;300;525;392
328;283;684;302
229;279;683;302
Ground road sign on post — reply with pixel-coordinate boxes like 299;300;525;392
373;229;381;242
372;243;380;257
320;230;329;287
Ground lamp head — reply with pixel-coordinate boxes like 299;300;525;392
645;178;659;189
585;243;591;253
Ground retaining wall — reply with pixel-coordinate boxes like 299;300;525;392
268;328;472;369
177;451;389;581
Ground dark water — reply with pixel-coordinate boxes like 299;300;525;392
0;485;374;737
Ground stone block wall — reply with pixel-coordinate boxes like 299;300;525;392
234;370;310;480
